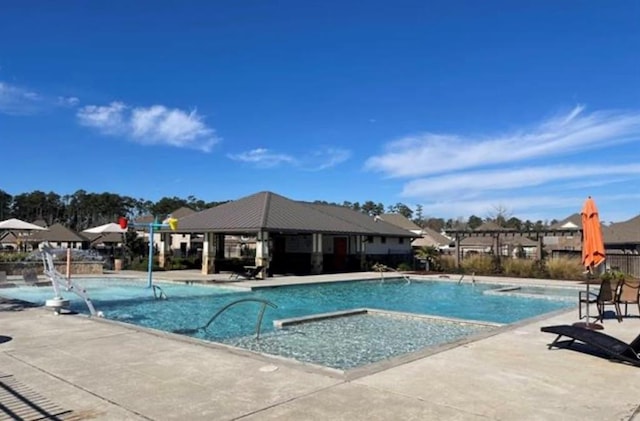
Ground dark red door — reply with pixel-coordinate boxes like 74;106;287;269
333;237;347;272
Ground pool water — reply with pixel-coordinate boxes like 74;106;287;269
483;285;584;301
0;277;574;370
226;312;497;370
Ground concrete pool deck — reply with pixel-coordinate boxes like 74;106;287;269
1;272;640;420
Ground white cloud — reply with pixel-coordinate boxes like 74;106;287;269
57;96;80;107
77;102;127;134
227;148;296;168
77;102;219;152
401;164;640;198
0;81;41;115
365;106;640;178
305;147;351;171
227;146;351;170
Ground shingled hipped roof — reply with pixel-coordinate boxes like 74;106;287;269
30;223;87;243
135;206;196;224
177;191;415;237
603;215;640;245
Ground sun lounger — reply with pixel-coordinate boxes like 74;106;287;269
541;324;640;366
229;265;264;280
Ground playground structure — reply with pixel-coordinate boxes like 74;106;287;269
118;216;178;288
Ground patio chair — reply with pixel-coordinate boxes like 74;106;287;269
22;269;39;286
579;277;621;322
540;324;640;367
229;265;264;280
616;279;640;318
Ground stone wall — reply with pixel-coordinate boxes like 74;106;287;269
0;262;103;276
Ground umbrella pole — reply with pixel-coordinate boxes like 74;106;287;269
585;273;590;325
581;266;603;330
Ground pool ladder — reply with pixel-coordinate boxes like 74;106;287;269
376;265;411;284
206;298;277;340
152;285;168;300
457;272;476;285
173;298;278;340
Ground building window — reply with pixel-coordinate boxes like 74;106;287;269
381;237;386;244
399;237;404;244
367;235;374;243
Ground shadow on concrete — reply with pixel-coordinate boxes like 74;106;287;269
0;298;38;312
0;374;73;420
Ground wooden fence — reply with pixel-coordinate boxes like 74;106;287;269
551;250;640;278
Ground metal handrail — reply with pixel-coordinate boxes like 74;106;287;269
376;265;411;285
39;242;98;316
173;298;277;340
152;285;168;300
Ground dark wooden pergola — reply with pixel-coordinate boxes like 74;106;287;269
447;228;582;266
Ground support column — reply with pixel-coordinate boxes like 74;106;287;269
455;234;461;268
310;233;324;274
537;235;544;260
358;235;367;271
215;234;225;259
255;231;270;279
158;232;171;268
201;232;217;275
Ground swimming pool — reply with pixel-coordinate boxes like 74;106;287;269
0;277;575;370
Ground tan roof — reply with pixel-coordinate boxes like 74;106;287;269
603;214;640;245
178;191;414;237
412;227;452;247
30;223;87;243
378;214;422;231
135;206;196;224
549;213;582;230
475;221;515;231
460;235;538;247
84;232;123;245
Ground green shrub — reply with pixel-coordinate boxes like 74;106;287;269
601;270;628;283
461;255;494;275
0;252;30;262
503;258;536;278
545;257;584;280
129;257;165;272
397;262;412;272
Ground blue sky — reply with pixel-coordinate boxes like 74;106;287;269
1;1;639;223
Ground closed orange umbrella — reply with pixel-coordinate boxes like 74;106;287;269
580;196;606;327
581;197;606;270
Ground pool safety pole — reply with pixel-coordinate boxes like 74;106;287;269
147;222;155;288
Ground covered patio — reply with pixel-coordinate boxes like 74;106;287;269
173;191;415;278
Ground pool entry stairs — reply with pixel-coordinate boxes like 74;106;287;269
38;242;99;316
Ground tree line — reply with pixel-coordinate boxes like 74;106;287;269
0;189;559;233
0;189;227;232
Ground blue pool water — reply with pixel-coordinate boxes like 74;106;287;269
1;277;574;369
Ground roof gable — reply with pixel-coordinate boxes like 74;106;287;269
549;213;582;230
